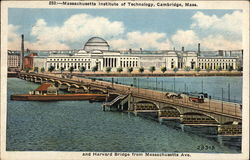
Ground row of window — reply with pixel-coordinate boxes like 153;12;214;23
49;63;91;70
198;63;234;69
49;58;91;61
199;59;235;62
120;57;138;60
120;61;138;68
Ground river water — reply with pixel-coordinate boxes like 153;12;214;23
7;77;242;152
94;76;242;103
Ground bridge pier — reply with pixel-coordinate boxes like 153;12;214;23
133;111;138;116
180;113;218;126
218;124;242;135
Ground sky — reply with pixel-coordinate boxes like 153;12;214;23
8;8;243;51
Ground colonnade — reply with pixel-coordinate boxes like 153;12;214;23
103;58;117;68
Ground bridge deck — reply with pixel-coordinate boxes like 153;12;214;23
20;73;242;120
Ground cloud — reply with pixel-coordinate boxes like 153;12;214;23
201;35;241;50
171;30;199;49
191;11;242;38
8;11;242;51
169;11;243;51
8;24;21;50
8;13;125;50
31;14;124;47
8;23;70;50
109;31;172;50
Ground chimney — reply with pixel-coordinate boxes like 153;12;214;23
181;47;184;52
198;43;200;55
218;50;223;56
20;34;24;70
129;48;132;54
140;48;142;54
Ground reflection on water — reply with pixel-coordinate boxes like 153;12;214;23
7;78;241;152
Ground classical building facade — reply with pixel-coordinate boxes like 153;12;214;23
9;37;243;72
45;37;202;72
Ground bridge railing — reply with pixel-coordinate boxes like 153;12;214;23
91;78;241;118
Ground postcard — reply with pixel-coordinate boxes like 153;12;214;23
1;1;249;160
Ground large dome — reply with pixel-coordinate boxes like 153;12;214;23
84;37;110;51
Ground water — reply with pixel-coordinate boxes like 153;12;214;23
7;78;241;152
94;76;242;103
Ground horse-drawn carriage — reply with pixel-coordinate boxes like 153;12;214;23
188;94;205;103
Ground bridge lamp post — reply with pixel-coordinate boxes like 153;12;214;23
161;81;164;91
174;76;176;92
209;96;211;110
155;77;158;90
221;88;224;113
201;79;204;93
137;78;139;94
112;77;114;88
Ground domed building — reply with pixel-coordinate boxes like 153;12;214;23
43;36;240;73
83;37;110;51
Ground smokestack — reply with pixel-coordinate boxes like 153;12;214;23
20;34;24;70
181;47;184;52
198;43;200;55
129;48;132;54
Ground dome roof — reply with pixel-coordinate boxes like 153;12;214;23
84;37;110;51
87;37;107;43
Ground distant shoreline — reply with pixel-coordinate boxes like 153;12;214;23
72;72;242;77
7;71;243;78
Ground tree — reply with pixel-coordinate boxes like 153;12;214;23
195;67;201;73
69;66;74;73
149;66;156;74
237;66;243;71
24;67;31;73
215;65;222;72
127;67;133;73
40;67;45;73
227;66;233;72
138;66;144;74
205;66;211;72
60;67;65;74
184;66;191;72
79;66;86;73
92;66;98;72
105;67;112;73
34;67;39;73
173;67;178;73
117;67;123;73
161;66;167;73
48;66;55;73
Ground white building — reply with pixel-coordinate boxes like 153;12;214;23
7;50;20;71
40;37;242;72
198;57;237;70
33;56;47;70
